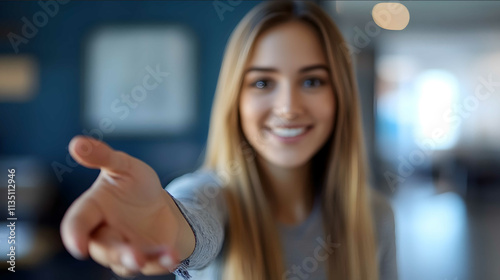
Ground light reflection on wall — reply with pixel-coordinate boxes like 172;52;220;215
415;69;459;150
375;31;500;161
375;54;419;159
374;30;500;280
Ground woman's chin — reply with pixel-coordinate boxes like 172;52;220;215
260;154;312;169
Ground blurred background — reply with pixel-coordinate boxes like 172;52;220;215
0;1;499;279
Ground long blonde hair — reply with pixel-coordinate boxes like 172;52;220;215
203;1;378;279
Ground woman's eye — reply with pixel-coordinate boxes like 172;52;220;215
303;78;324;88
251;79;272;89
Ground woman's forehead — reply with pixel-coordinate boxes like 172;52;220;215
246;20;327;71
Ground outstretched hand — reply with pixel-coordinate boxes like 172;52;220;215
60;136;194;277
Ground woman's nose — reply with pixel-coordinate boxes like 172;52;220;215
272;84;304;120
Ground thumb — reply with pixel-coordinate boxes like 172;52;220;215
68;136;129;174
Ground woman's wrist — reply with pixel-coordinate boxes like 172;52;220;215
162;191;196;262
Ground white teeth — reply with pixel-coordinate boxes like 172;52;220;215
271;127;307;138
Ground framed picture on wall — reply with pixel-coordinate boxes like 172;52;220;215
83;24;197;137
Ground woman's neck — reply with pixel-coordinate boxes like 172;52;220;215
256;156;315;225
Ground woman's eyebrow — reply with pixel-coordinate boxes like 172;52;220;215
245;67;278;74
299;64;329;73
245;64;329;74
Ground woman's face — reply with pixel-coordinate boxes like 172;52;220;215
239;20;335;168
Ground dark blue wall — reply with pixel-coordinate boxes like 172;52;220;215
0;0;261;201
0;1;261;279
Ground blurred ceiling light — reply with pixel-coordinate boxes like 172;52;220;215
0;55;38;102
372;2;410;30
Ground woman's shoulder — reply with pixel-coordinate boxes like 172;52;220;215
165;168;226;204
166;168;222;191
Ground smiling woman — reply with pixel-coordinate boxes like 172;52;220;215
60;1;397;280
201;1;395;279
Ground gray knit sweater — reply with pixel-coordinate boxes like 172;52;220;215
165;170;398;280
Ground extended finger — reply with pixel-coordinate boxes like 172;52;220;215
68;135;131;175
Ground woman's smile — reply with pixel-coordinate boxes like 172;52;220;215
264;125;314;144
